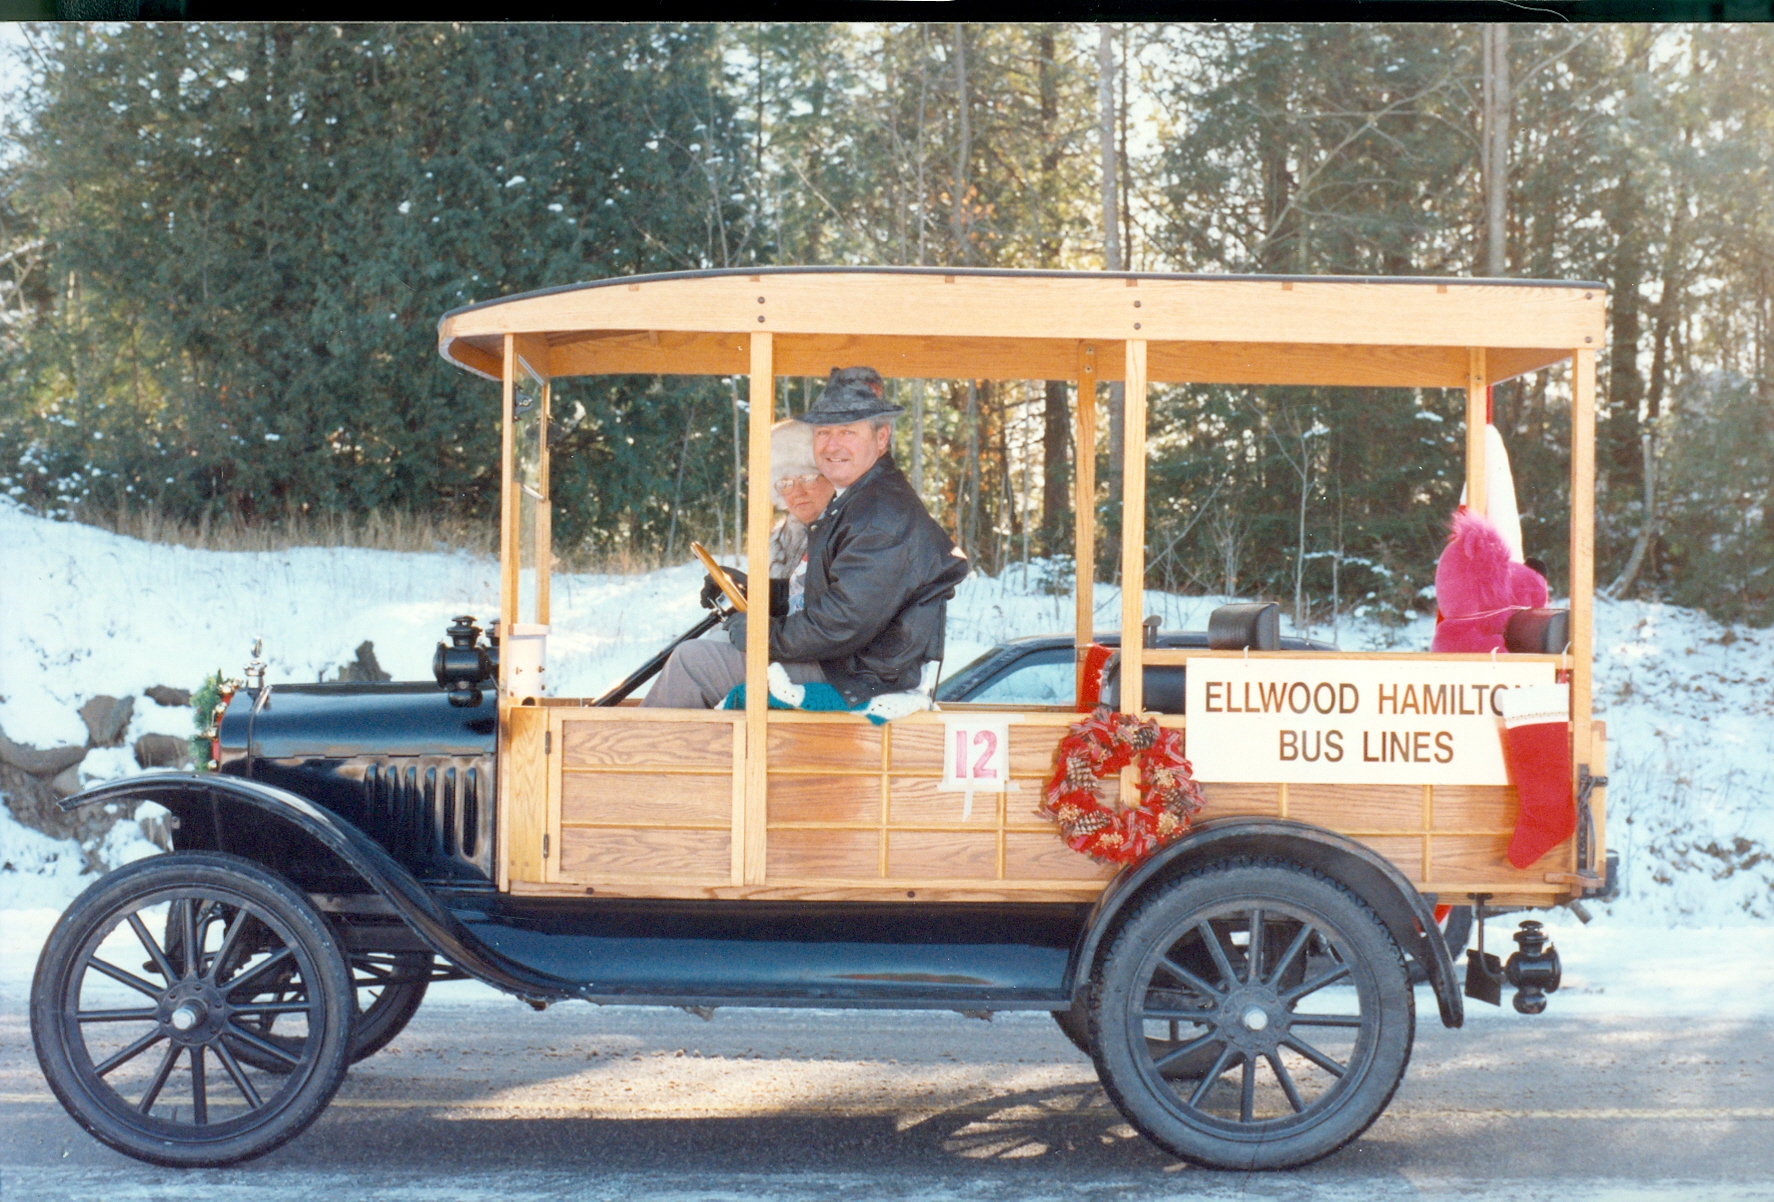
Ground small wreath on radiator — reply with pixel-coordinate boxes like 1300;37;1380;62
1039;705;1206;865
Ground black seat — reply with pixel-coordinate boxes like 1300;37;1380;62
1504;608;1570;655
1100;663;1187;714
1208;602;1280;651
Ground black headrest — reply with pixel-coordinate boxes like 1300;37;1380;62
1504;608;1570;655
1208;602;1280;651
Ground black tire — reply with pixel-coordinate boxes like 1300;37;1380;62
228;950;431;1072
1053;995;1091;1056
1089;859;1415;1171
30;852;354;1167
344;951;431;1063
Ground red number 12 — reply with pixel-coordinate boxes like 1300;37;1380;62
955;729;998;780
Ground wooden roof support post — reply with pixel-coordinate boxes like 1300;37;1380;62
1119;339;1148;716
1074;344;1099;696
1465;347;1488;518
497;334;519;696
743;332;774;886
535;370;553;627
1569;347;1596;853
494;334;517;893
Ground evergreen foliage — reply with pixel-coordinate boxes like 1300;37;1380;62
1;23;1770;625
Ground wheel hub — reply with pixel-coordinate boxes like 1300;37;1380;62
160;980;228;1044
1218;986;1284;1054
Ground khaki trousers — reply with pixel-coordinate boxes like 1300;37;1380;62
639;639;825;709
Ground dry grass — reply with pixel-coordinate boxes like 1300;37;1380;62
59;500;726;576
65;501;498;557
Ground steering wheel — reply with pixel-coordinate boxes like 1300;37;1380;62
690;541;748;613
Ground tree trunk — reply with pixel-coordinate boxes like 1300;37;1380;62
1038;25;1068;550
911;380;926;495
951;23;970;264
963;380;981;557
1041;379;1069;542
1098;26;1124;503
1481;24;1511;277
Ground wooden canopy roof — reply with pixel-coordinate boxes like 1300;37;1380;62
437;267;1606;391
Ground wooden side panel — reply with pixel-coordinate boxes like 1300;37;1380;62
1289;784;1424;832
1004;832;1117;882
1006;725;1065;777
1432;834;1571;886
1196;782;1283;817
503;705;549;886
767;775;879;825
888;778;1001;827
1363;835;1429;884
767;828;879;879
887;831;998;879
769;721;883;773
888;724;945;774
558;828;731;878
562;720;733;768
1431;785;1519;832
561;772;732;827
550;711;742;889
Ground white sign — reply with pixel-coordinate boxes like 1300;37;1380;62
940;714;1012;794
1184;657;1559;786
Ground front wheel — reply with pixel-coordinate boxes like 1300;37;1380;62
30;852;355;1167
1089;860;1415;1171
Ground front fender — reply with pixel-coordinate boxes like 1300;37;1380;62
1069;816;1464;1028
60;773;574;1003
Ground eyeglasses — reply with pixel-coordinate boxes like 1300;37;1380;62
774;473;823;493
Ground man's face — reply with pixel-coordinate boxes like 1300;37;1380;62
812;421;891;489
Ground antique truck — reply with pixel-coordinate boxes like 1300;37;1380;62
33;268;1610;1170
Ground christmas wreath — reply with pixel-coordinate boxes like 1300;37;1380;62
1039;705;1206;865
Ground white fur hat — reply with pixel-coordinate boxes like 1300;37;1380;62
770;419;818;507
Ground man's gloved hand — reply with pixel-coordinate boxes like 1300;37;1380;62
700;568;748;610
724;612;747;651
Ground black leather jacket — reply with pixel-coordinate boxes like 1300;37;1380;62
768;455;970;704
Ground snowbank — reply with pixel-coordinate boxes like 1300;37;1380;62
3;501;1771;927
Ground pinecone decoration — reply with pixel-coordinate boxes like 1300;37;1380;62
1066;809;1110;839
1065;754;1096;790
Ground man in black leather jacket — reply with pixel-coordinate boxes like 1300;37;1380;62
643;367;968;709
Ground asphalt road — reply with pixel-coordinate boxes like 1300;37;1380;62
5;986;1774;1202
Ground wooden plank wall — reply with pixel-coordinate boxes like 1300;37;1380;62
512;706;1594;906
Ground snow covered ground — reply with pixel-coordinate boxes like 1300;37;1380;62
2;498;1771;952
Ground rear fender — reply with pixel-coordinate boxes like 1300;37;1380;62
59;773;572;1003
1069;817;1464;1028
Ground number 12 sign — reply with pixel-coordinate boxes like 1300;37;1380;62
939;714;1012;794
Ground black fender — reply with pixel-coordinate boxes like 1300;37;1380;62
59;772;576;1004
1067;816;1464;1028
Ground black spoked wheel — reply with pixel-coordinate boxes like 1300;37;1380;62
1089;860;1415;1171
30;852;354;1167
229;950;432;1072
344;951;432;1062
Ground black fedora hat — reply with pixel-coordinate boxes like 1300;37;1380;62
796;366;904;426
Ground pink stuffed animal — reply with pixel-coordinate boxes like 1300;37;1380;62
1430;509;1549;653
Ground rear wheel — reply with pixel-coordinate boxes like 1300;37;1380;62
228;950;431;1072
30;852;354;1167
1089;860;1415;1170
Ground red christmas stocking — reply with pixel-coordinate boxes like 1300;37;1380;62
1498;684;1574;868
1076;643;1116;711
